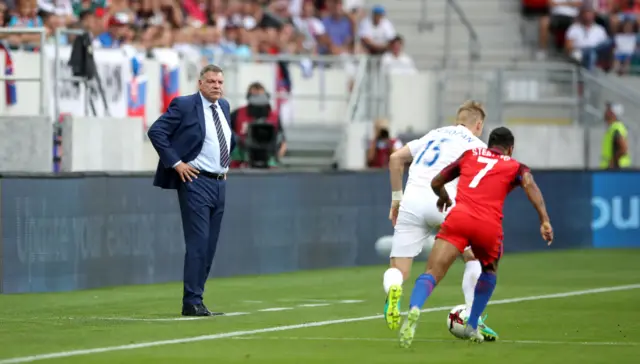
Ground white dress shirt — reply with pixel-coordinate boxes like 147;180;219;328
182;93;232;174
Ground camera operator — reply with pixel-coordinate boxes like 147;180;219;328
229;82;287;168
367;119;402;168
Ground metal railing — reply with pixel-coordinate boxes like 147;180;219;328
0;28;47;116
52;28;99;120
213;53;388;124
443;0;481;71
345;55;369;122
579;69;640;127
435;60;640;128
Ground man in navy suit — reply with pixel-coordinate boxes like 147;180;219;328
147;64;235;317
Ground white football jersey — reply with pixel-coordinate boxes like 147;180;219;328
405;125;487;199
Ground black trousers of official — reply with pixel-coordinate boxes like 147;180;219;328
177;176;226;305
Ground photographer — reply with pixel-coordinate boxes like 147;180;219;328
229;82;287;168
367;118;402;168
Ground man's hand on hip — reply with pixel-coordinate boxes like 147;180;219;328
175;162;200;182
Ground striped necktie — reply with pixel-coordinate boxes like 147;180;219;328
211;104;230;168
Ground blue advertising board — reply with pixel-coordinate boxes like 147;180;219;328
0;170;638;294
503;171;593;251
592;172;640;248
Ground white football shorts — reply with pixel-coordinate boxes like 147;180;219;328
390;191;471;259
390;192;446;258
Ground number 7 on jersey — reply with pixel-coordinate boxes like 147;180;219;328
468;156;498;188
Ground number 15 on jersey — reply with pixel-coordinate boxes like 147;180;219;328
414;138;449;167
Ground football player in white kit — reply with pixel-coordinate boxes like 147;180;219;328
382;101;498;341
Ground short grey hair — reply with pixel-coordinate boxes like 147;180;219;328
200;64;223;79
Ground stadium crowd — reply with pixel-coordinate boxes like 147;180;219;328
0;0;416;74
535;0;640;75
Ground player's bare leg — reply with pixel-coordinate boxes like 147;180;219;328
460;248;498;341
399;239;460;348
464;260;499;343
383;257;412;330
383;224;433;331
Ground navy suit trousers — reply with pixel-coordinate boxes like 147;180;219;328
177;176;226;305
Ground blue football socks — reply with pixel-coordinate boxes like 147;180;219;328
409;273;437;309
467;272;497;329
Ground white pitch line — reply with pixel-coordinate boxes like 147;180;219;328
230;336;640;347
257;307;293;312
338;300;365;304
90;312;250;322
297;303;331;308
1;284;638;364
94;317;206;322
277;298;332;303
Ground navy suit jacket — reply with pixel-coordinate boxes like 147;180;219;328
147;93;236;190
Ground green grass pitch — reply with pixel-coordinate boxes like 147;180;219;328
1;249;639;363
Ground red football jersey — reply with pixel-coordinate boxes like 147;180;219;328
439;147;529;223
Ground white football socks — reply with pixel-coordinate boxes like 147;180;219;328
462;260;482;310
383;267;404;294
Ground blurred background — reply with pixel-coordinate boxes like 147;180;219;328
0;0;637;294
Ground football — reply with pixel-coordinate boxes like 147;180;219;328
446;304;468;339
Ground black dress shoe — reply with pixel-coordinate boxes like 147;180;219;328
182;303;212;317
201;303;224;316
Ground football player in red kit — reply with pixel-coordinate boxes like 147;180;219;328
399;126;553;348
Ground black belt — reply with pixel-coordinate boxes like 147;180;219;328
198;170;226;180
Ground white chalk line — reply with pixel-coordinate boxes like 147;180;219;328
277;299;365;304
231;336;640;347
0;284;638;364
86;299;365;322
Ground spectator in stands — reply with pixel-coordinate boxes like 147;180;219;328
72;0;106;19
593;0;613;31
37;0;74;26
242;0;283;30
358;4;395;55
612;19;638;74
367;118;402;168
321;0;354;55
42;9;68;45
293;0;328;53
0;2;7;29
6;0;44;49
565;5;611;70
222;23;253;57
381;35;417;74
181;0;208;28
537;0;582;59
173;26;202;60
344;0;364;15
96;12;130;48
610;0;640;31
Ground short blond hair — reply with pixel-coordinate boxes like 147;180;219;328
456;100;486;125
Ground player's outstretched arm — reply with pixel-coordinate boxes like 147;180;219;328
521;171;554;245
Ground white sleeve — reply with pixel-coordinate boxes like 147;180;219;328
597;26;609;44
565;25;579;42
358;19;372;39
383;20;396;40
313;19;326;35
